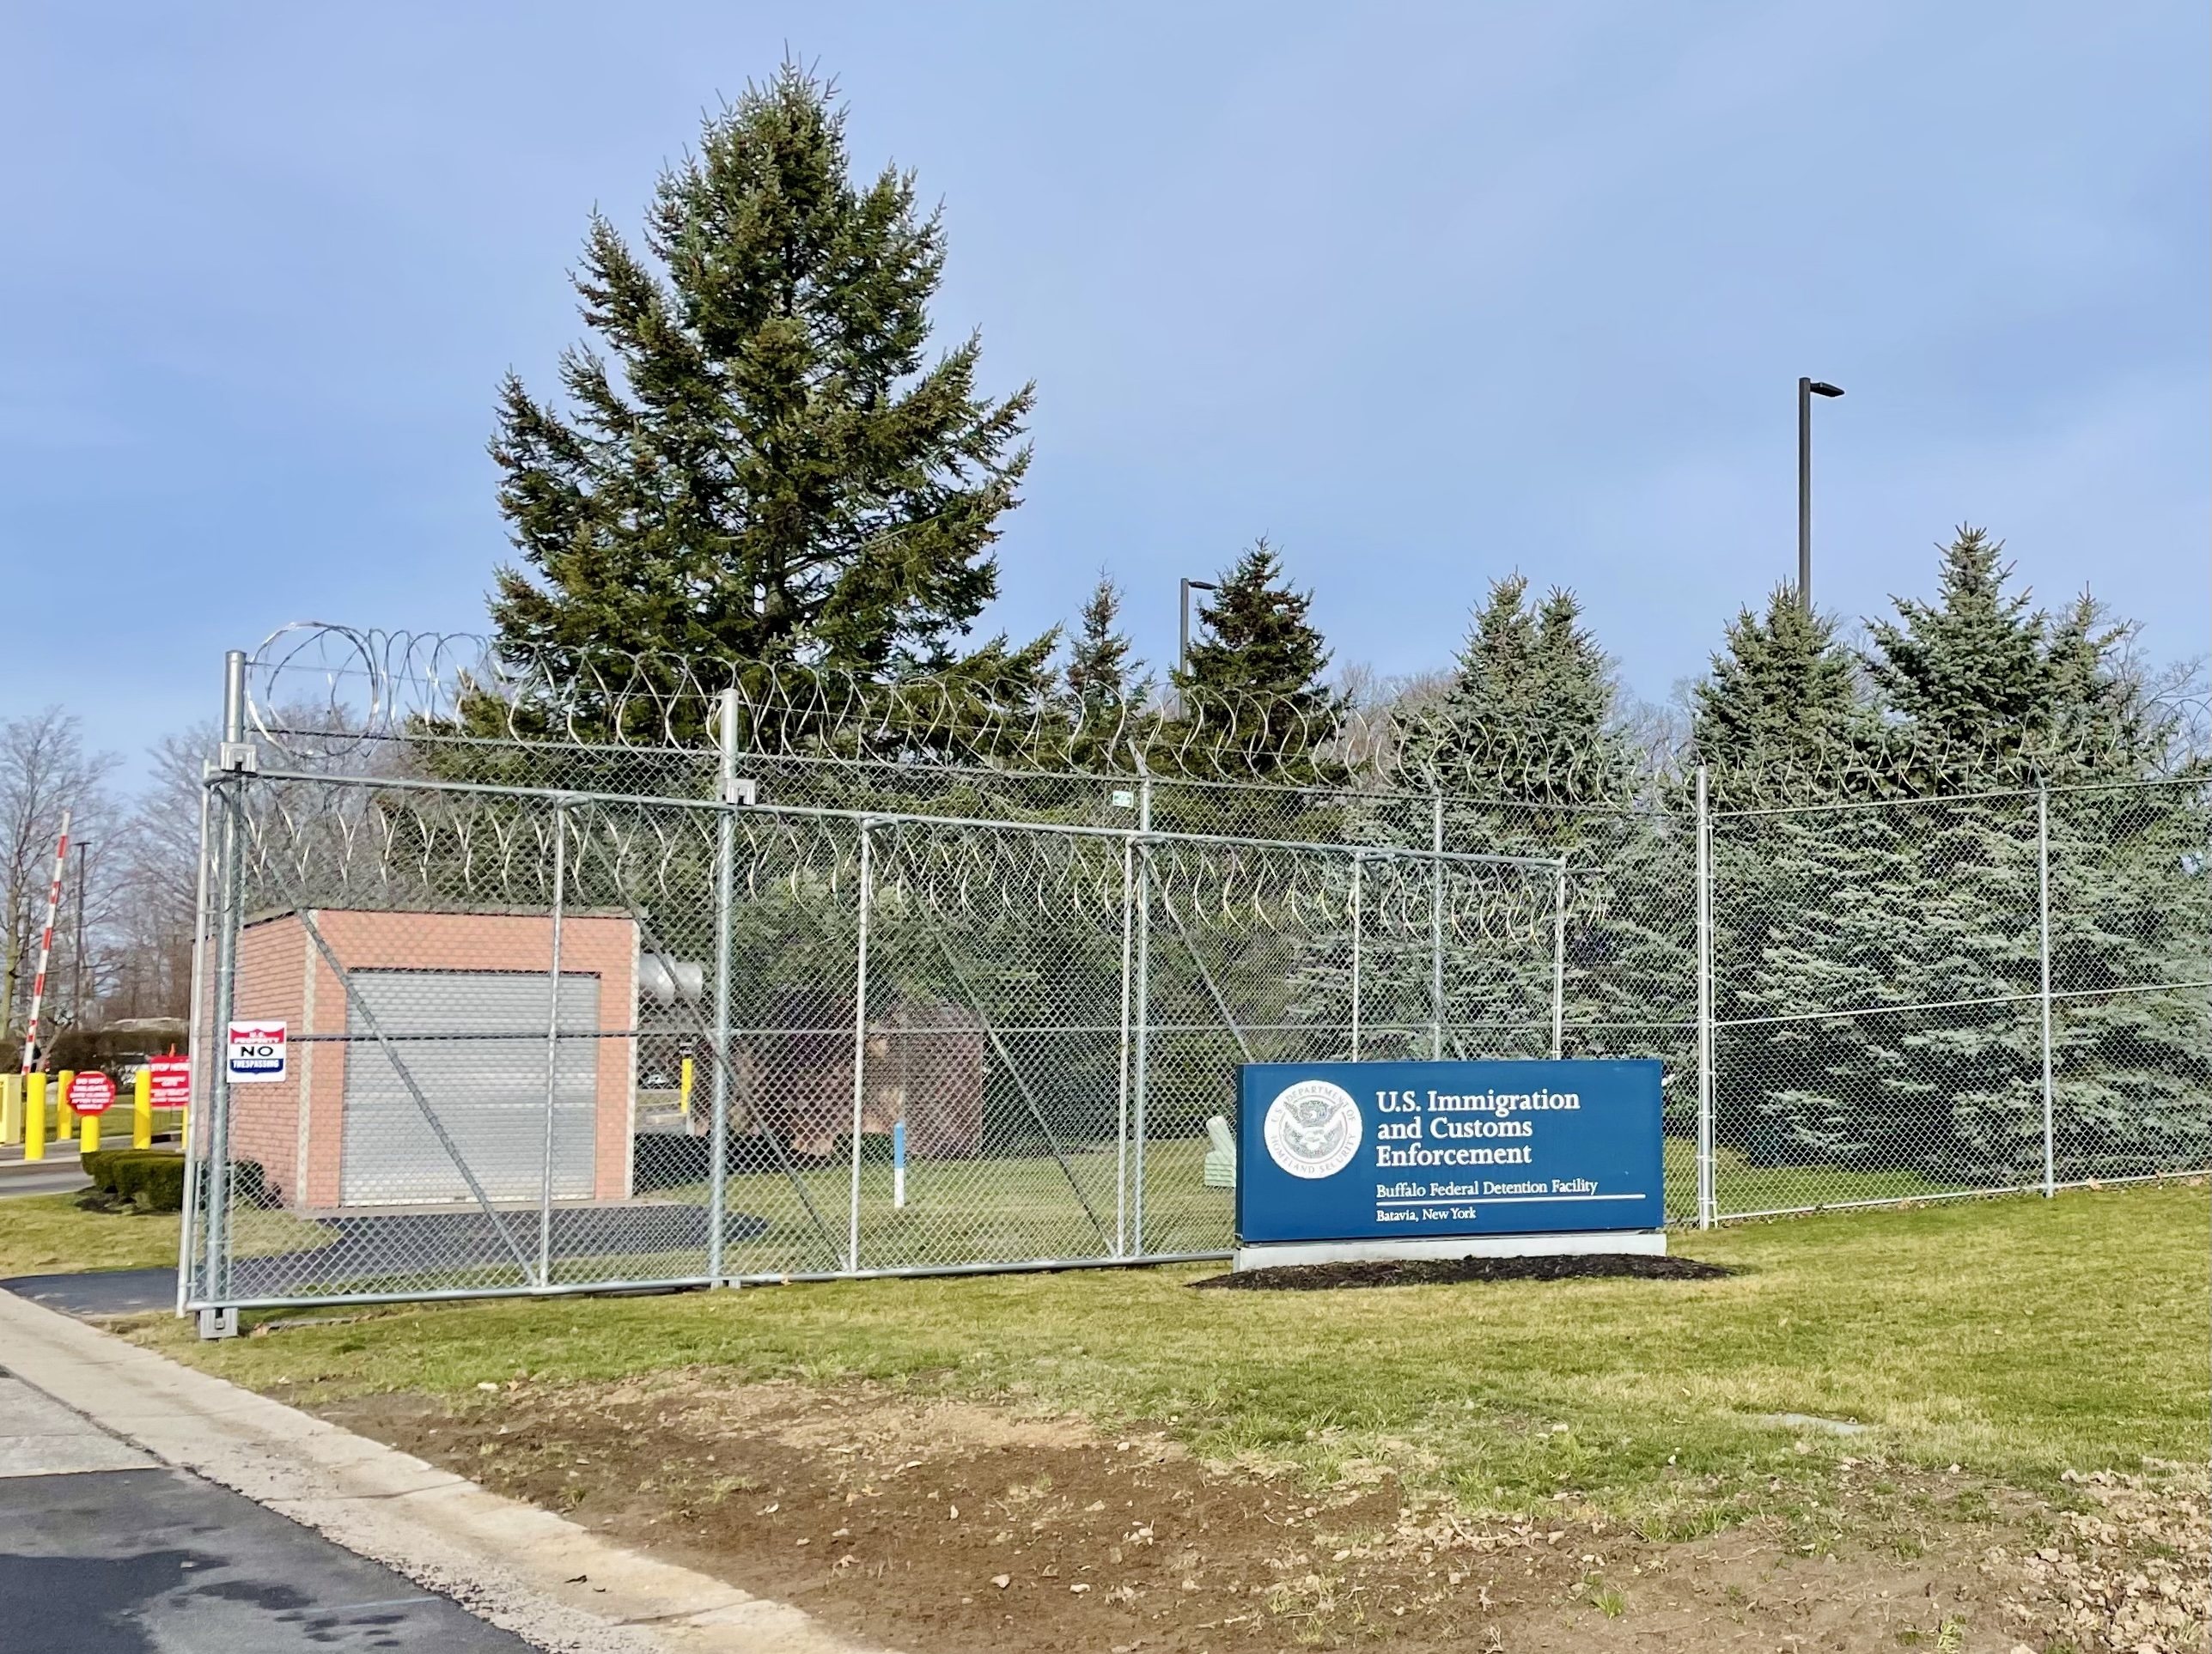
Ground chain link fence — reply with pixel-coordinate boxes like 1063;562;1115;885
1703;776;2212;1221
177;629;2209;1315
181;725;1567;1309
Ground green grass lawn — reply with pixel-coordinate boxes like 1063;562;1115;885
1661;1137;2013;1219
0;1133;1990;1300
116;1180;2208;1539
667;1139;1234;1278
0;1194;184;1277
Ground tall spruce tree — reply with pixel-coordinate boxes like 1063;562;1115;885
488;64;1036;708
1428;578;1672;1071
1399;575;1636;819
1731;528;2208;1180
1689;587;1883;1164
1173;539;1343;780
1064;575;1147;715
1293;578;1683;1081
1864;528;2170;787
1060;574;1150;769
1691;587;1870;805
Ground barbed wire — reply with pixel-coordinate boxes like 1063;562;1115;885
247;622;2209;811
234;775;1563;943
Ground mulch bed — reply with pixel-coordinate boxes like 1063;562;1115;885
1190;1253;1735;1291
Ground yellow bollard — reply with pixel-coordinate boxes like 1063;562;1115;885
81;1107;99;1153
0;1074;20;1145
133;1067;152;1149
679;1055;695;1117
57;1069;76;1140
24;1073;46;1162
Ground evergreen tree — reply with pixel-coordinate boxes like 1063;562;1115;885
1064;575;1147;716
1291;578;1684;1089
1689;587;1882;1166
488;64;1037;716
1691;587;1870;805
1425;578;1674;1075
1729;528;2209;1181
1399;575;1636;820
1060;575;1150;770
1175;539;1343;775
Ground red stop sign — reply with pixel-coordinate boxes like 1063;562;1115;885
69;1071;116;1115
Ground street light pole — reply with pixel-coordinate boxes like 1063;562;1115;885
1798;377;1844;612
1179;578;1216;680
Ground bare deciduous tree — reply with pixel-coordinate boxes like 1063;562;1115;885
101;723;218;1022
0;708;117;1042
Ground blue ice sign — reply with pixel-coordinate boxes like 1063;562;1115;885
1234;1060;1664;1244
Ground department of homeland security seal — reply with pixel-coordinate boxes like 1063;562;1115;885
1262;1079;1362;1179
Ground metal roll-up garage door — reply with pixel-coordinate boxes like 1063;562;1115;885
340;970;602;1206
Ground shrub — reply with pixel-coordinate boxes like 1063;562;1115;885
82;1149;183;1212
76;1150;262;1213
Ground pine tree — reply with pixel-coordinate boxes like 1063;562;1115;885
488;64;1037;718
1428;578;1673;1072
1289;578;1684;1084
1399;575;1636;823
1865;526;2055;772
1687;587;1882;1165
1065;575;1147;715
1730;528;2209;1181
1058;575;1150;770
1691;587;1870;805
1175;539;1342;775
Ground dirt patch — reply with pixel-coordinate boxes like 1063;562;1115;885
308;1373;2211;1652
1191;1254;1735;1291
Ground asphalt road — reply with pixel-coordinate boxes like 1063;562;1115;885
0;1160;92;1199
0;1370;538;1652
0;1268;178;1317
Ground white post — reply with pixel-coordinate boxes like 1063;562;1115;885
1551;859;1568;1061
847;823;873;1273
2038;785;2056;1198
1695;764;1715;1230
708;688;738;1284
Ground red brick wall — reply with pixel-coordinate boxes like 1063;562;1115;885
227;917;307;1198
229;909;637;1208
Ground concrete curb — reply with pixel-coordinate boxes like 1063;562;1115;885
0;1289;894;1654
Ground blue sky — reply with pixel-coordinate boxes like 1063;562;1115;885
3;3;2205;771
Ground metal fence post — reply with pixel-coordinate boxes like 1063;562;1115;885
1429;794;1445;1060
1131;776;1152;1256
1695;764;1715;1231
1551;858;1568;1060
2038;783;2056;1198
708;688;738;1283
1349;854;1363;1061
1114;831;1134;1258
847;820;874;1274
200;649;252;1334
175;766;215;1318
536;801;567;1288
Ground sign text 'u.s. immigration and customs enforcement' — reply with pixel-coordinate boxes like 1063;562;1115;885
1234;1059;1665;1245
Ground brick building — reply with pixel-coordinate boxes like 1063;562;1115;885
226;909;637;1209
